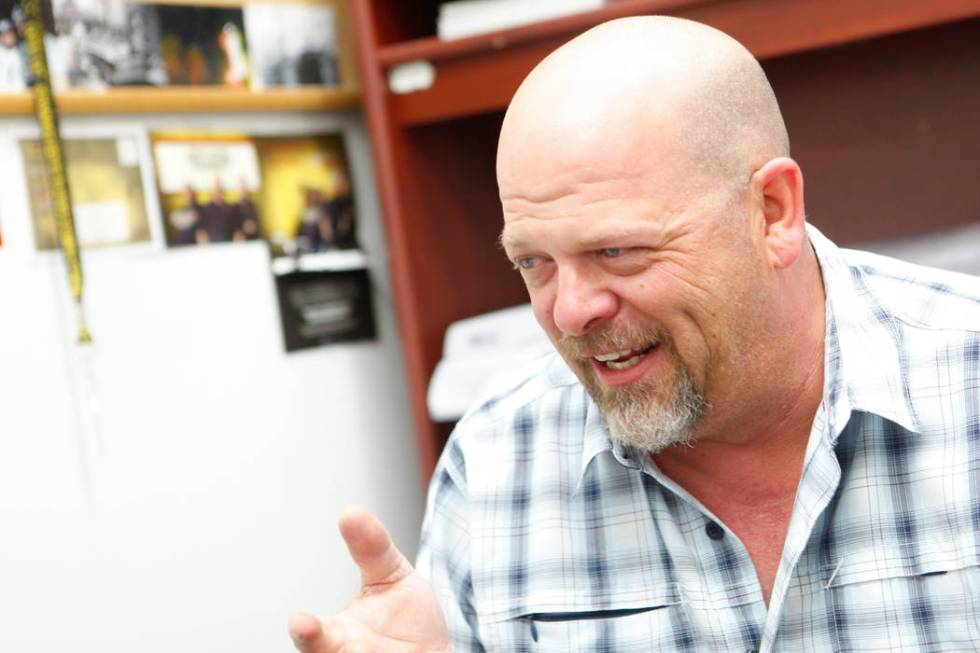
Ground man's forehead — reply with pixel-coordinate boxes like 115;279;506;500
499;211;673;253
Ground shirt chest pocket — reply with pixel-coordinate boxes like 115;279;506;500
482;584;684;652
816;549;980;652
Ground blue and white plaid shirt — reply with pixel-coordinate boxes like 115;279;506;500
416;226;980;652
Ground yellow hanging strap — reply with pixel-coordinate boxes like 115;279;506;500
22;0;91;343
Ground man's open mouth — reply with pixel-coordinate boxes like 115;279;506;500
593;343;658;370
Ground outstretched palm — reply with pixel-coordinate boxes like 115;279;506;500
289;508;451;653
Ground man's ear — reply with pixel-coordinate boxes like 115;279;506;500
750;157;805;270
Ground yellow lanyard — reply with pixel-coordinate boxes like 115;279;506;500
22;0;91;343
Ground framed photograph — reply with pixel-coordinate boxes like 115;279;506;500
48;0;167;89
155;4;249;87
274;268;377;351
19;134;155;250
244;2;339;90
253;133;360;258
151;132;262;247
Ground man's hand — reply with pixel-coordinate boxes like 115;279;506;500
288;507;451;653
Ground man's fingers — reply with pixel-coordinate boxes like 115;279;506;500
338;506;413;586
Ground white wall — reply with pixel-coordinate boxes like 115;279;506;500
0;111;424;652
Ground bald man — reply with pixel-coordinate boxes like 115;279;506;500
291;17;980;653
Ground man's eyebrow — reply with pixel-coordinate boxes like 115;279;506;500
497;231;517;252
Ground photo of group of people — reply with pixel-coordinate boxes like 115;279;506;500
0;0;340;92
253;134;357;256
153;132;360;257
167;181;259;246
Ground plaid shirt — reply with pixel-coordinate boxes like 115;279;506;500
416;225;980;652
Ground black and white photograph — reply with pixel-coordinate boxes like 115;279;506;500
50;0;166;89
244;2;339;90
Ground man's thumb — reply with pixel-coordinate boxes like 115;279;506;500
338;507;413;587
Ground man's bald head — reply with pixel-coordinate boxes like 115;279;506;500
498;16;789;198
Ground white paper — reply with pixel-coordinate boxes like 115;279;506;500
438;0;604;40
388;60;436;94
115;137;139;167
428;303;555;420
74;201;131;245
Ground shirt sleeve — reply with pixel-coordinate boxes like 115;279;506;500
415;435;486;653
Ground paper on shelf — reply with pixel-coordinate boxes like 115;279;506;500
437;0;605;40
428;303;555;421
388;60;436;94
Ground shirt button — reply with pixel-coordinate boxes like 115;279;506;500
705;521;725;540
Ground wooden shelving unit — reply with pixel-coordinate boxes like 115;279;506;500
350;0;980;483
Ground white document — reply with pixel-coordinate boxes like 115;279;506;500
437;0;604;40
74;201;131;245
428;303;555;421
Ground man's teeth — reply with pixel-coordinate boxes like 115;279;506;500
594;349;633;362
593;344;654;370
606;354;644;370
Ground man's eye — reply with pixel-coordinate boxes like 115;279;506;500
600;247;624;258
515;256;540;270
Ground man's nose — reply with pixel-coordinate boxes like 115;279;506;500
552;268;618;337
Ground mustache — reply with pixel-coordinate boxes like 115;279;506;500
555;323;667;359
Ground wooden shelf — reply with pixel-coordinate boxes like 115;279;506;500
378;0;980;66
0;86;360;115
352;0;980;484
376;0;980;126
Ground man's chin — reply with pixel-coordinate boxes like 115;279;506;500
591;377;706;454
605;413;697;454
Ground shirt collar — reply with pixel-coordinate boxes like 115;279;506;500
808;224;919;439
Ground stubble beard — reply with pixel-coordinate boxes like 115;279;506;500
557;324;707;454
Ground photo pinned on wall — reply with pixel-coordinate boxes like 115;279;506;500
275;268;376;352
253;133;360;260
244;2;339;90
19;135;154;250
156;4;249;86
151;132;263;247
0;0;55;92
48;0;167;89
